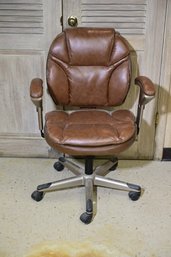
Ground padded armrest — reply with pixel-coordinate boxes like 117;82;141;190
135;76;155;105
30;78;44;137
135;76;155;96
135;76;155;135
30;78;43;108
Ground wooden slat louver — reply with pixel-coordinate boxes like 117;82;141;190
0;0;43;34
81;0;147;35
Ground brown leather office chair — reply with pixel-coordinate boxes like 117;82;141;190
30;28;155;224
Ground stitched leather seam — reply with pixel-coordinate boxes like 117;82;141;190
107;57;129;106
108;29;115;66
48;56;70;105
65;32;72;105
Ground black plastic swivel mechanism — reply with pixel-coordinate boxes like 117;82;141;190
31;156;141;224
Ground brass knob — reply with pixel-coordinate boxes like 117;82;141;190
68;16;78;27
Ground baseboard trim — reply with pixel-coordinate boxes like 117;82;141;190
162;148;171;161
0;136;49;157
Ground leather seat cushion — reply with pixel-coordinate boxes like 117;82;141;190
44;109;136;148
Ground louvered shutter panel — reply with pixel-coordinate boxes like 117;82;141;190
0;0;61;157
0;0;43;34
81;0;147;35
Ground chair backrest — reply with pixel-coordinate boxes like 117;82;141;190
46;27;131;107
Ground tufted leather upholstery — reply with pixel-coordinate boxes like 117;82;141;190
44;28;136;156
46;28;131;107
45;109;136;156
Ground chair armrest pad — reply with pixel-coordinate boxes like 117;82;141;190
30;78;43;98
30;78;44;134
135;76;155;96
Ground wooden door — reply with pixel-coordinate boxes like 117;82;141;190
62;0;167;159
0;0;62;157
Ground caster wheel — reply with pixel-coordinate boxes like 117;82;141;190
80;212;93;224
53;161;64;172
31;190;44;202
128;191;141;201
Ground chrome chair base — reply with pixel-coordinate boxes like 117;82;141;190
31;157;141;224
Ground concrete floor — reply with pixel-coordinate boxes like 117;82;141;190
0;157;171;257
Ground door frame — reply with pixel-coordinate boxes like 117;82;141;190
154;0;171;159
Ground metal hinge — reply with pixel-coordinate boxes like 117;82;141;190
155;112;159;127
